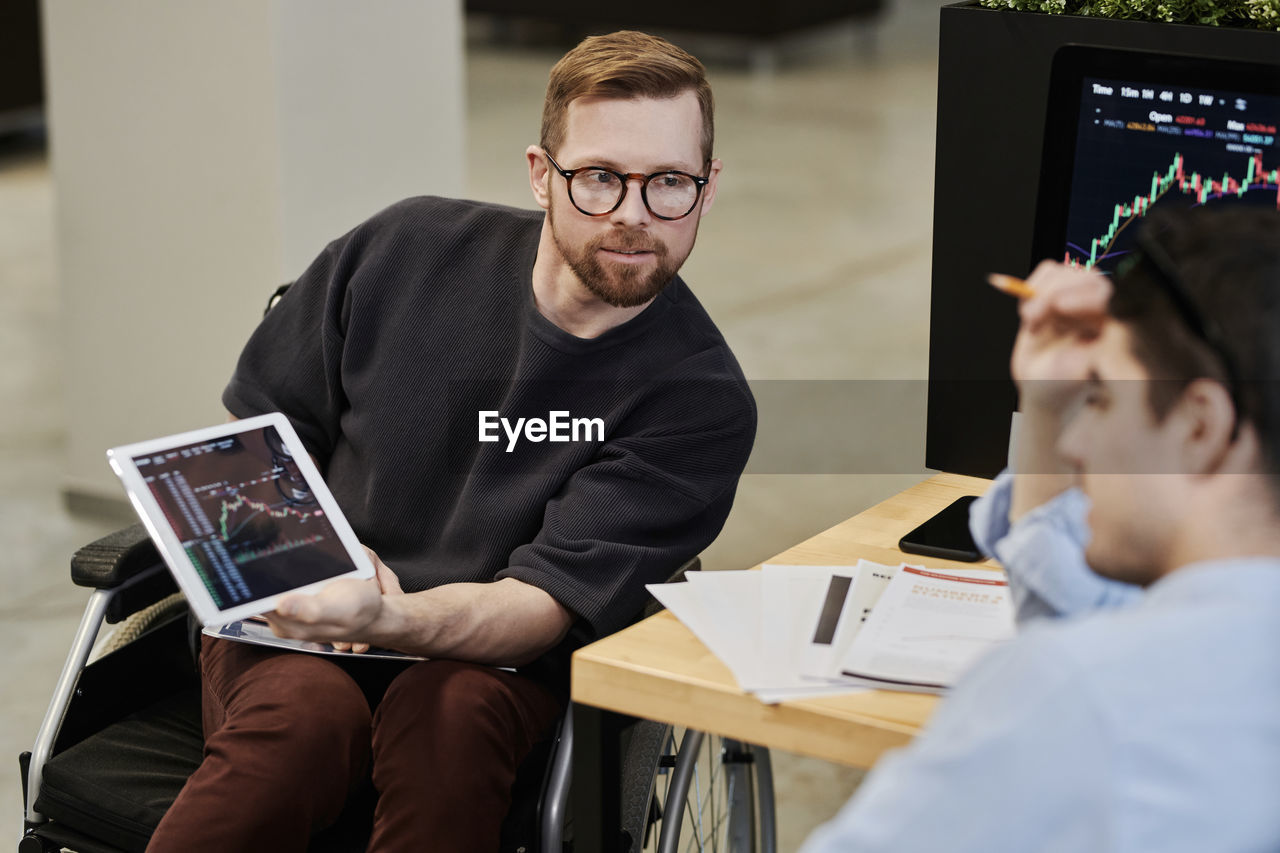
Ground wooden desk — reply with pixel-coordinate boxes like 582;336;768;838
569;473;994;848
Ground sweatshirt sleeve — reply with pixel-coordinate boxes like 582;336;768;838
498;363;756;639
221;236;354;463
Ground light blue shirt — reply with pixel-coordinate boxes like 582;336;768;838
801;472;1280;853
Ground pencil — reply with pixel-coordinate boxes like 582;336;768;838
987;273;1036;300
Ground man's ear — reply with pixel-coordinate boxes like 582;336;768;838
698;158;723;216
527;145;551;211
1176;378;1238;474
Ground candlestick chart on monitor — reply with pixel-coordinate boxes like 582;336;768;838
1060;74;1280;273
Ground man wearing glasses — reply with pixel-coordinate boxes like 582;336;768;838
803;206;1280;852
148;31;754;852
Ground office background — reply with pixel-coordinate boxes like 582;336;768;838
2;1;947;847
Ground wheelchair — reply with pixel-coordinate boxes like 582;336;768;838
18;512;776;853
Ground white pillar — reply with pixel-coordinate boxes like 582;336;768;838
41;0;465;503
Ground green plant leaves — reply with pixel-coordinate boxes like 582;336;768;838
975;0;1280;28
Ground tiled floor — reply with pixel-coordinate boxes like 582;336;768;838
3;5;946;849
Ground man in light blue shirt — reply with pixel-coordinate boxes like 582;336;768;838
803;207;1280;852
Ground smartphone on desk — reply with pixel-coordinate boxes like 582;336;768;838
898;495;983;562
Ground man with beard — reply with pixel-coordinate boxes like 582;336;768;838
147;31;754;853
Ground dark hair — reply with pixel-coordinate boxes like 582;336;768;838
1109;206;1280;479
541;30;714;164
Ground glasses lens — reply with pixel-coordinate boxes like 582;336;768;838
645;173;700;218
568;169;624;215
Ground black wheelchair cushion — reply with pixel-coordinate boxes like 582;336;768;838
70;524;161;589
35;686;203;853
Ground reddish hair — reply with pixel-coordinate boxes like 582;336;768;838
541;31;714;164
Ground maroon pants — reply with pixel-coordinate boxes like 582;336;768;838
146;636;562;853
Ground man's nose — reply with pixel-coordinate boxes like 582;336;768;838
1056;415;1088;470
609;177;652;227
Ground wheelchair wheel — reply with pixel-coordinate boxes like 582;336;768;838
641;728;776;853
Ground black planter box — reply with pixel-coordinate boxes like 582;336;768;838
926;1;1280;477
0;0;43;129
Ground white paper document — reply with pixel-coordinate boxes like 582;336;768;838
760;564;857;688
648;568;870;703
839;566;1015;692
647;570;763;689
648;561;1012;704
812;560;900;681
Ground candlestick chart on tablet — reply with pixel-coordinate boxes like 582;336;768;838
134;425;352;608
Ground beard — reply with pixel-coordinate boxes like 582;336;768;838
548;203;689;308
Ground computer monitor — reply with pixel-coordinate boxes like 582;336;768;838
1034;46;1280;273
925;45;1280;478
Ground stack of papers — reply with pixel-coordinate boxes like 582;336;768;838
647;561;1015;704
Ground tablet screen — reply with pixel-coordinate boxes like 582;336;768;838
131;423;357;610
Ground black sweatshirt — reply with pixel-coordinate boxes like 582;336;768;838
223;196;755;683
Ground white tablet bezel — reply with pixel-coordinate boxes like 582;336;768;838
107;412;375;627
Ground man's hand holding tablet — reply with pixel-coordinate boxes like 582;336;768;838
268;545;405;655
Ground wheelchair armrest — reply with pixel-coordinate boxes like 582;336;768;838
70;523;159;589
70;523;182;623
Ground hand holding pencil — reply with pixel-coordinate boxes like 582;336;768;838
988;261;1110;322
992;262;1112;514
997;260;1113;405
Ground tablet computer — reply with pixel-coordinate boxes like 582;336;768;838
107;412;375;627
